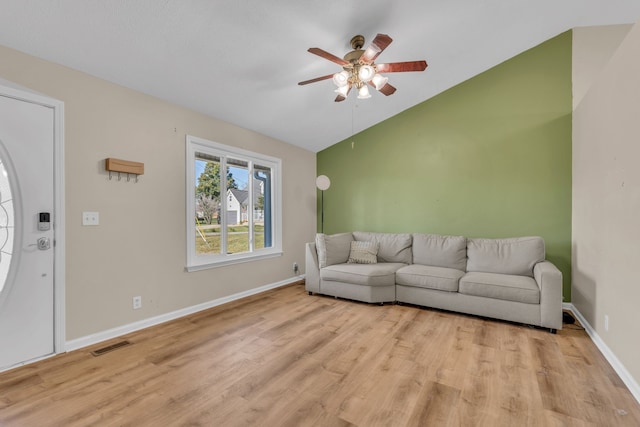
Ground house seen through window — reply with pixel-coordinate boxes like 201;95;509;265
186;135;282;270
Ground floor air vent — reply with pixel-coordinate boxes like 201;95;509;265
91;340;132;356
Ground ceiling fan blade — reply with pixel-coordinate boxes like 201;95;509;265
308;47;349;66
368;81;397;96
361;33;393;63
378;83;397;96
298;74;334;86
376;60;428;73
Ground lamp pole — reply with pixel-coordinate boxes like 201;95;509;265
316;175;331;233
321;189;325;233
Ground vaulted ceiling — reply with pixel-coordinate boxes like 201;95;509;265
1;1;639;152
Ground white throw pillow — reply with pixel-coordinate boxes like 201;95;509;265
348;241;379;264
352;231;412;264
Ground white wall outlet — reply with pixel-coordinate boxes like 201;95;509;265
82;211;99;226
293;262;299;274
133;296;142;310
604;314;609;331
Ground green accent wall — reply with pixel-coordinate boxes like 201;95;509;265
317;31;573;300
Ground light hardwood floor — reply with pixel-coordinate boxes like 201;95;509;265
1;282;639;426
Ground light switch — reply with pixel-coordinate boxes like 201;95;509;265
82;211;99;226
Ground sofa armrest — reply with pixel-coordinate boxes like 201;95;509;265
534;261;563;330
305;242;320;293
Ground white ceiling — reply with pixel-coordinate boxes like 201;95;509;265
1;1;639;153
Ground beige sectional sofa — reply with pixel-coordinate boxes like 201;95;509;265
305;231;563;332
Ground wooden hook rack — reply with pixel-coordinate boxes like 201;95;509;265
105;158;144;182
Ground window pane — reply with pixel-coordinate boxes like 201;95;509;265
194;153;221;255
254;164;272;249
0;159;14;294
226;158;249;254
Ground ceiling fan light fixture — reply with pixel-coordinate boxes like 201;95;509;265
299;33;428;102
357;65;375;82
372;73;389;90
357;84;371;99
332;70;350;87
334;85;350;97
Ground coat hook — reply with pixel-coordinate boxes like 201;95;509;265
105;158;144;183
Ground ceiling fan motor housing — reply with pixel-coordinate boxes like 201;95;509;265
343;49;364;65
350;35;365;50
344;34;366;65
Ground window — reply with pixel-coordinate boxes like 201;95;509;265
0;156;15;294
186;135;282;271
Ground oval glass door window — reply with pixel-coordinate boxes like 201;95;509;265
0;156;14;294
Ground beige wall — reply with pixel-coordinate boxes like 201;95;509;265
572;24;632;108
0;45;317;340
573;23;640;384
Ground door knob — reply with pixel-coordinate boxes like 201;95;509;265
37;237;50;250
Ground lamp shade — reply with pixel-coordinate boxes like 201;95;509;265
332;71;349;87
358;65;375;82
334;85;350;97
371;73;389;90
357;84;371;99
316;175;331;191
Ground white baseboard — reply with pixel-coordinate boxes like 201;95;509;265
563;303;640;404
66;276;305;352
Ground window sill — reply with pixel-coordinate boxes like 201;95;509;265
185;250;283;272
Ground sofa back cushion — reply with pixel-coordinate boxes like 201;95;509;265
412;234;467;271
466;237;545;277
352;232;412;264
315;233;353;268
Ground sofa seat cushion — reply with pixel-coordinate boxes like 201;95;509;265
396;265;464;292
459;272;540;304
321;263;406;287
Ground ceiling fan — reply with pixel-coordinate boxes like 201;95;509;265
298;33;428;102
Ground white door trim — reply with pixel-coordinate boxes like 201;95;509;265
0;82;65;356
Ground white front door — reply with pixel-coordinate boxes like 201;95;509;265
0;91;56;370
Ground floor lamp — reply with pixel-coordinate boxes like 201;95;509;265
316;175;331;233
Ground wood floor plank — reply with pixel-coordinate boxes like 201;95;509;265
1;283;639;426
407;380;461;427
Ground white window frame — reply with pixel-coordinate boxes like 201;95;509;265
186;135;282;271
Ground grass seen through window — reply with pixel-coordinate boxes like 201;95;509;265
195;224;265;254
